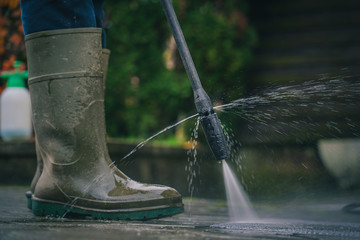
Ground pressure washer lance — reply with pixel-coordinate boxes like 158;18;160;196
161;0;230;162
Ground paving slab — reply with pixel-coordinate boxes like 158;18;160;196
0;186;360;240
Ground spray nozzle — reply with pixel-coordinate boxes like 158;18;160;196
194;88;229;162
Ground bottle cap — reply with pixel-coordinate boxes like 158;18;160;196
1;61;28;88
7;76;26;88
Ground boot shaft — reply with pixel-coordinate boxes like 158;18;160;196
29;47;111;193
25;28;105;166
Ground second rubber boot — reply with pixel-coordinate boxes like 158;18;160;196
26;48;111;210
26;28;183;220
25;143;42;209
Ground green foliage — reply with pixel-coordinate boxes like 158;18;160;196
104;0;257;138
0;2;26;77
177;0;257;101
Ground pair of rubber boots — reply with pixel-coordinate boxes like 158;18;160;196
25;28;183;220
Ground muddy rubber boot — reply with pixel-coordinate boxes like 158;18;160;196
26;48;112;210
25;28;183;220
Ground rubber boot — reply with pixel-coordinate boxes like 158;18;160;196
25;28;183;220
26;48;112;210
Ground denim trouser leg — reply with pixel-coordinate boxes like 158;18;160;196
20;0;106;47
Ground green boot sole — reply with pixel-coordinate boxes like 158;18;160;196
32;198;184;220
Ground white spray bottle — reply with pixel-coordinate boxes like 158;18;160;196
0;61;32;141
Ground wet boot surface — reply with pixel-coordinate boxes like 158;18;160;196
24;28;183;220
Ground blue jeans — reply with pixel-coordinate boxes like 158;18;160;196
20;0;106;47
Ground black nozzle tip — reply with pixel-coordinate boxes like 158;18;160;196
193;88;229;161
199;111;230;162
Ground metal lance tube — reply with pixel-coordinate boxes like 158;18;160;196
161;0;229;162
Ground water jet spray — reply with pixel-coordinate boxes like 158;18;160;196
161;0;229;162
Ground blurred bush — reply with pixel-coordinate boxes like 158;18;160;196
104;0;257;139
0;0;25;92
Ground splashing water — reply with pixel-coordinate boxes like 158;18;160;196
214;77;360;144
222;160;257;221
185;117;201;198
185;117;200;214
118;113;198;166
216;78;360;127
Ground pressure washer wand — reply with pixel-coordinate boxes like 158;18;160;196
161;0;229;162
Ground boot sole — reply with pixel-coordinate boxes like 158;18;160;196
32;197;184;220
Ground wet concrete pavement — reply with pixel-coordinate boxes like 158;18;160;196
1;186;360;240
